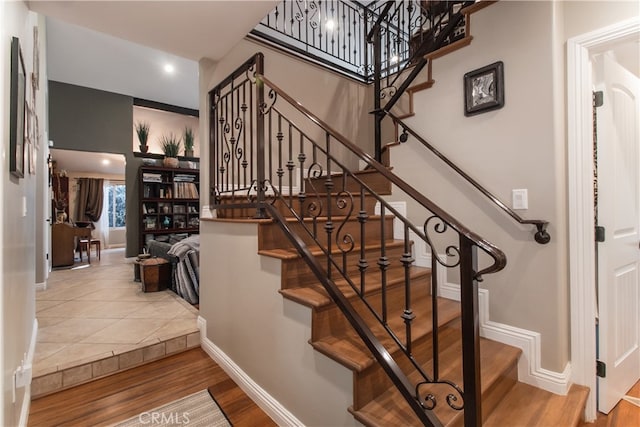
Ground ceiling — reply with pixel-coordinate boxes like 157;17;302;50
29;0;279;109
51;149;126;176
28;1;278;174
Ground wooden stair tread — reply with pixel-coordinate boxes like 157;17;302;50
483;382;589;427
279;265;431;308
351;333;522;427
311;297;461;371
258;239;407;260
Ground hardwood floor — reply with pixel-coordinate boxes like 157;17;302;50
28;348;277;427
580;380;640;427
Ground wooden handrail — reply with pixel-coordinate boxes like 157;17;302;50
389;112;551;244
259;74;507;276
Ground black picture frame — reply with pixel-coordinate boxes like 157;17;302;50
9;37;26;178
464;61;504;117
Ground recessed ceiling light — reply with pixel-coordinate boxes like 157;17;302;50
164;64;175;74
102;159;110;165
325;19;336;31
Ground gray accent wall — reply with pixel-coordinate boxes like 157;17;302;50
48;81;142;257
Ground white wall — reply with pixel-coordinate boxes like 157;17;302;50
132;106;200;157
199;221;358;426
1;1;47;424
389;1;568;371
387;1;637;373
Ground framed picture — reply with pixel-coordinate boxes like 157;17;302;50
464;61;504;116
9;37;26;178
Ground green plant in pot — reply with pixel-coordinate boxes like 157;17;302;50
135;121;150;153
160;134;181;168
183;126;195;158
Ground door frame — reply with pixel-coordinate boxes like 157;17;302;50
567;17;640;422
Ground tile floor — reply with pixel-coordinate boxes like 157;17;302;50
33;248;199;396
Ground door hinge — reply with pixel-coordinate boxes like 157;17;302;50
593;91;604;108
595;226;605;242
596;360;606;378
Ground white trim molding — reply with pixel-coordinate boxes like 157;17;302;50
18;319;38;427
34;282;46;291
567;17;640;422
198;316;305;427
414;238;571;394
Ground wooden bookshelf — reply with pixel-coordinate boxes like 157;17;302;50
138;165;199;253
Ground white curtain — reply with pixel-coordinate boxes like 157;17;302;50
97;180;109;247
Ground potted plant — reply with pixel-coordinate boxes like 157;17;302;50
160;134;181;168
183;126;195;158
135;121;150;153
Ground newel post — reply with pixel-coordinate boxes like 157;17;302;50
254;53;267;219
459;236;481;427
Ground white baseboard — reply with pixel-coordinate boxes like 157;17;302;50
19;319;38;427
35;282;46;291
413;239;571;395
197;316;305;427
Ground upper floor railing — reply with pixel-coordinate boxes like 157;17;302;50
250;0;471;83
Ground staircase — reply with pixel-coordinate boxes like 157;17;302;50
216;166;588;426
207;2;587;422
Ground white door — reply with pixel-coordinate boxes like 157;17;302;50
596;51;640;414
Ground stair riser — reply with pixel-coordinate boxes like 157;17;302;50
305;170;392;196
447;362;518;427
311;275;432;343
280;244;409;289
216;195;379;219
352;324;460;410
258;216;394;251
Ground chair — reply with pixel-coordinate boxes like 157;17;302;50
79;237;101;263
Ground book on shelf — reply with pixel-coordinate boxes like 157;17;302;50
174;174;196;182
173;182;199;198
142;173;163;183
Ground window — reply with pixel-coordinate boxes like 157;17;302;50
107;183;126;228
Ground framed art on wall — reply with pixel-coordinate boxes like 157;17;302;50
9;37;26;178
464;61;504;117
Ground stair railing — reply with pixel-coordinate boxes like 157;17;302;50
210;53;507;426
389;112;551;244
368;1;474;160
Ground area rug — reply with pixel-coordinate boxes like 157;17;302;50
113;389;232;427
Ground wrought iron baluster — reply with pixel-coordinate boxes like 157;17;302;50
431;249;439;381
378;204;388;324
224;94;230;195
298;133;306;219
249;77;255;187
287;123;294;209
401;225;415;354
276;113;284;194
233;82;239;195
241;83;248;190
324;133;333;280
358;187;368;296
268;108;273;187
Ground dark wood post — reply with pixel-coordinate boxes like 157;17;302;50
254;53;267;219
459;235;481;427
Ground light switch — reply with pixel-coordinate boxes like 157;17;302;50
512;189;528;210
